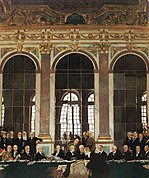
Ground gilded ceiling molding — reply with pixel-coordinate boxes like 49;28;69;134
0;29;149;43
39;43;52;55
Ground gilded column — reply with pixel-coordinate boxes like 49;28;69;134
39;43;52;141
98;43;113;143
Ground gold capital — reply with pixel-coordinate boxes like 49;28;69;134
40;43;52;55
97;43;110;54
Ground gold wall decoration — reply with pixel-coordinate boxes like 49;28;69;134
40;43;52;55
0;28;149;44
97;43;110;54
1;45;39;58
110;44;148;58
54;43;97;57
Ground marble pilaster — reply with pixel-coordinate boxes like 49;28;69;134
98;51;113;143
39;44;52;140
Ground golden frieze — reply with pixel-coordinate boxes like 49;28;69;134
54;43;97;57
1;45;39;58
0;28;149;45
110;44;148;58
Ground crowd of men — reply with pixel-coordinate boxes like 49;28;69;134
0;131;42;161
0;130;149;178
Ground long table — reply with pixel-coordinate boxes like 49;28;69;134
108;160;149;178
0;160;148;178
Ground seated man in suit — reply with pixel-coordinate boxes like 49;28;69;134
34;146;47;161
65;145;77;161
121;144;132;161
12;144;20;160
142;145;149;160
133;145;143;160
20;145;33;161
28;132;42;157
52;144;65;159
108;145;122;161
76;145;87;160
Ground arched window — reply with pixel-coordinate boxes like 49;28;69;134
114;54;147;146
60;92;80;139
55;53;94;141
88;93;94;133
141;92;147;129
2;55;36;132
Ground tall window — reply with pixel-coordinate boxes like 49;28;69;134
88;93;94;133
141;92;147;129
114;54;147;146
60;92;80;139
3;55;36;132
55;53;94;141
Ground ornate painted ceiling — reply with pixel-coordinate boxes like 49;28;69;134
11;0;139;13
0;0;147;26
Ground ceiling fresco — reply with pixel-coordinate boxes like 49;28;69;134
11;0;139;13
0;0;147;26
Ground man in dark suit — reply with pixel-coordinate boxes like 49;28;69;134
52;144;65;159
34;146;47;161
108;145;122;160
12;144;20;160
131;131;139;153
0;131;10;149
121;144;132;161
87;144;108;178
65;145;77;160
138;133;146;151
14;132;23;153
76;144;87;160
28;132;42;157
142;145;149;160
133;145;143;160
123;132;132;148
20;145;33;161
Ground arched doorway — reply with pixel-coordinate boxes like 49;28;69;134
55;53;94;143
2;55;36;133
113;54;147;146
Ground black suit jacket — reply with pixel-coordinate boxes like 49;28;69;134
122;151;132;161
108;150;122;160
87;151;108;178
52;150;65;159
28;137;42;156
65;151;77;160
76;151;87;160
133;152;143;160
14;137;23;153
34;152;47;161
20;151;33;161
142;151;149;160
